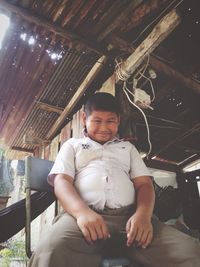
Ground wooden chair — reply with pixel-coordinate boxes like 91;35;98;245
25;156;132;267
25;156;54;258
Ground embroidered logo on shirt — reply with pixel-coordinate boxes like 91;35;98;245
82;144;90;149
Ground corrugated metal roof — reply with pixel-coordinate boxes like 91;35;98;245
0;16;59;144
0;3;100;148
11;47;99;151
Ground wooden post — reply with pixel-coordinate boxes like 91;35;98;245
100;75;116;95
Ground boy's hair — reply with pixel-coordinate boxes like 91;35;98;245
84;92;120;116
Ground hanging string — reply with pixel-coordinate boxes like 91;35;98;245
115;56;152;156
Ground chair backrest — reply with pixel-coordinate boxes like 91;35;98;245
25;156;55;258
25;156;54;192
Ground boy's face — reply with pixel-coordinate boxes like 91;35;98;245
82;110;120;144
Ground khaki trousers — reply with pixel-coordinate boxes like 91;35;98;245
28;205;200;267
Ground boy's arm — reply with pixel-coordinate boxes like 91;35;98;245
54;174;110;243
126;176;155;248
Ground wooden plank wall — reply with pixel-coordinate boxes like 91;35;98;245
34;108;83;160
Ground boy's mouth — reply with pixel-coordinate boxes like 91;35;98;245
98;132;111;138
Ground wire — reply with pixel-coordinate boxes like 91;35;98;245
131;0;184;46
136;54;150;82
151;51;176;64
115;57;131;81
123;84;152;156
138;71;155;102
115;55;153;156
114;0;185;157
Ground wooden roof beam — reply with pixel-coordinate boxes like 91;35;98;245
109;35;200;95
36;101;64;115
23;134;50;146
149;56;200;95
119;0;170;33
118;9;180;80
103;9;180;88
0;0;108;56
153;123;200;158
144;158;179;172
11;146;34;153
108;36;200;160
97;0;143;42
46;56;107;140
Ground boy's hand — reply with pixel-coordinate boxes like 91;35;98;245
126;213;153;248
76;209;110;244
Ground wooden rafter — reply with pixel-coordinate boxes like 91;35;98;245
36;101;64;115
179;153;200;167
46;56;107;140
103;9;180;88
23;134;50;146
0;0;107;55
97;0;143;42
119;9;180;79
149;56;200;94
11;146;34;153
109;35;200;161
155;123;200;157
119;0;169;33
144;158;179;172
110;35;200;95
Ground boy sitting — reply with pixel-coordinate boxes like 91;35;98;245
28;92;200;267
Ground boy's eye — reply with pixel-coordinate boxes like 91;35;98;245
91;119;117;124
107;120;117;124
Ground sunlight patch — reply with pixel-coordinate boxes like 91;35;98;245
0;14;10;49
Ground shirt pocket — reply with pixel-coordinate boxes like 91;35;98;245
75;147;102;170
110;147;130;173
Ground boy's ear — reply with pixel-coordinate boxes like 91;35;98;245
82;111;87;126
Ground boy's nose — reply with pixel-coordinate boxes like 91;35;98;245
99;122;108;130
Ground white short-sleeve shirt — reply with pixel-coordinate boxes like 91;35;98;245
48;137;151;210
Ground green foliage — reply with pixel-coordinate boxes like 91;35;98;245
0;239;27;267
0;248;13;258
0;248;12;267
